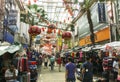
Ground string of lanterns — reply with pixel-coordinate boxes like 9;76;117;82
63;0;73;16
28;26;41;36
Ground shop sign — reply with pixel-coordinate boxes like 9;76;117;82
98;3;106;23
79;27;110;46
84;34;97;44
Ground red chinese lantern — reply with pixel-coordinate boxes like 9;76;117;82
48;24;56;30
28;26;41;36
36;28;41;34
47;28;52;34
62;31;72;40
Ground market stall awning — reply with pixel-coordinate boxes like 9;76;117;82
0;46;10;56
95;41;120;50
0;44;22;56
6;44;22;53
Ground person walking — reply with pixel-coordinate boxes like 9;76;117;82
57;55;62;72
49;55;55;70
81;56;93;82
44;55;48;69
113;58;119;82
65;57;76;82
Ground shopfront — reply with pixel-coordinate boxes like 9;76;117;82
79;27;110;46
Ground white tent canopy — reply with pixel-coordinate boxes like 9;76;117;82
0;44;22;56
93;41;120;50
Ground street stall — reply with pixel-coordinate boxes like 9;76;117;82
0;42;22;82
89;41;120;82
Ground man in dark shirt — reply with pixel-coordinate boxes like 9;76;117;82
65;57;76;82
82;56;93;82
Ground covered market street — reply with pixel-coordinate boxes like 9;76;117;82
0;0;120;82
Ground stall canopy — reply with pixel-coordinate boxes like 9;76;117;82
93;41;120;50
0;46;9;56
0;43;22;56
6;44;22;53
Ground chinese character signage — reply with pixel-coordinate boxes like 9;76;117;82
98;3;106;23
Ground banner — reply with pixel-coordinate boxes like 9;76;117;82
98;3;106;23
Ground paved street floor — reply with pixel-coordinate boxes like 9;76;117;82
37;65;79;82
37;65;114;82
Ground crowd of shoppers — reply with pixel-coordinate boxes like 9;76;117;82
1;47;120;82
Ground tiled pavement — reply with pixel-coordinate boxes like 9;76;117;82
37;65;80;82
37;65;114;82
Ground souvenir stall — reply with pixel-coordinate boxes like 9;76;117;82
0;42;22;82
91;41;120;82
14;49;30;82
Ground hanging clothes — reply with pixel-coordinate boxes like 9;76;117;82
79;51;83;62
18;57;28;72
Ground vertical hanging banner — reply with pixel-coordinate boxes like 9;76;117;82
8;10;18;25
8;10;18;32
98;3;106;23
